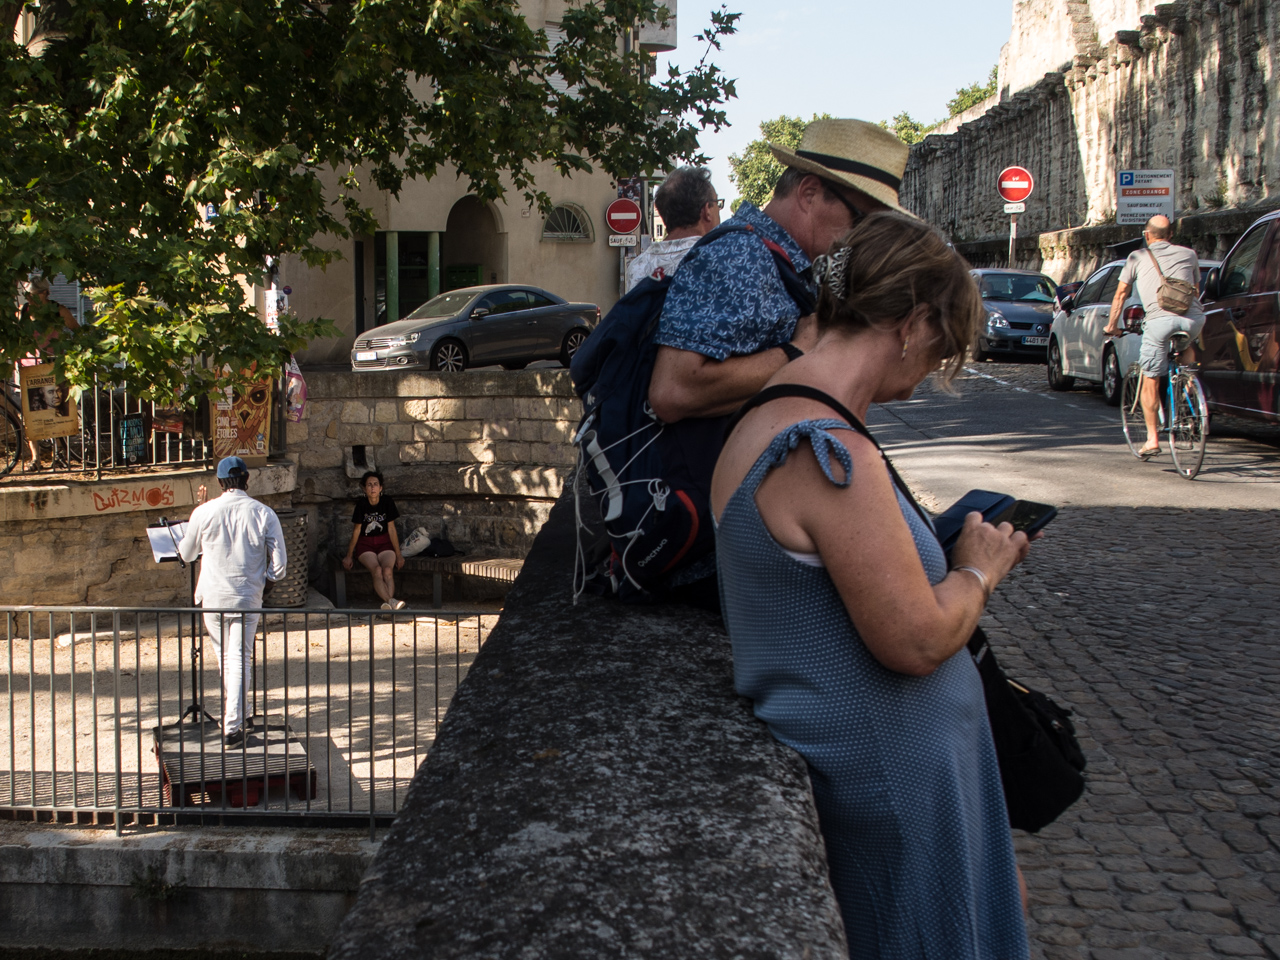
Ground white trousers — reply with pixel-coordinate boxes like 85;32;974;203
202;612;260;735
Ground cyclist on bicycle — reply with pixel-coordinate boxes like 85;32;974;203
1102;215;1205;459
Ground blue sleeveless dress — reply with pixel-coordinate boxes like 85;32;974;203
717;420;1028;960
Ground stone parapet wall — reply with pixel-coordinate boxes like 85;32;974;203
292;369;580;572
905;0;1280;249
328;496;848;960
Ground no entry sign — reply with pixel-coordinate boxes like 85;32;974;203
605;198;642;235
997;166;1034;204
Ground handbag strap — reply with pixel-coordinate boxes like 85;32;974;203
1144;247;1167;282
726;383;933;530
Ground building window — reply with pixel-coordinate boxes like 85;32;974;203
542;203;594;243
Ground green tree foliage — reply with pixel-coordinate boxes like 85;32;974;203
947;66;998;117
881;112;926;146
1;1;739;404
727;112;832;210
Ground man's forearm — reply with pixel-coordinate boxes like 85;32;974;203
648;345;790;422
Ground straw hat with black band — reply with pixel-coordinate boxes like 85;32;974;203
770;118;913;215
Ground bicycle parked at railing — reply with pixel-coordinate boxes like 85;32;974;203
1117;331;1209;479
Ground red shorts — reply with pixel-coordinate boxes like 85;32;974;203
355;534;393;557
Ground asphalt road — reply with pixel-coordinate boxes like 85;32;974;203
870;361;1280;960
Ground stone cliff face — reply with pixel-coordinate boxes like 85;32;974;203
904;0;1279;276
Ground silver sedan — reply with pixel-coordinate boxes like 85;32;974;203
352;285;599;373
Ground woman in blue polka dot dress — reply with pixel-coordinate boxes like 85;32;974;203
713;213;1033;959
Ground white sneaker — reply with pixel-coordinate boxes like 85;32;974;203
381;601;393;610
391;599;407;611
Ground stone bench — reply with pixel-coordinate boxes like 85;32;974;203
331;553;524;608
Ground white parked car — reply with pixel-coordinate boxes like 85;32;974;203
1046;256;1221;404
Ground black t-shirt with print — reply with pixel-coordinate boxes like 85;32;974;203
352;496;399;539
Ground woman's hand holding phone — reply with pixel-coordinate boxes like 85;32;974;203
951;511;1033;598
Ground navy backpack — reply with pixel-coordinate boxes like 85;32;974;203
569;222;815;601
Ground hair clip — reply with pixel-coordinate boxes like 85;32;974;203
814;246;851;301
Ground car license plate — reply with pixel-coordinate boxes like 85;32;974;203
355;351;377;361
1021;336;1048;346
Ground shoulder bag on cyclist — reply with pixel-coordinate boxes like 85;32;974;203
1145;248;1199;315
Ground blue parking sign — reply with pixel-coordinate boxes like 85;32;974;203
1120;172;1134;186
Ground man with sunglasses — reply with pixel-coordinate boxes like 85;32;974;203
625;167;723;292
648;119;913;425
644;118;914;603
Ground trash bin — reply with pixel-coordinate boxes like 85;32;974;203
271;509;310;607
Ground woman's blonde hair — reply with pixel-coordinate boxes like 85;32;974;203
813;212;983;388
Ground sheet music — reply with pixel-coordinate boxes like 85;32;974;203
146;521;189;563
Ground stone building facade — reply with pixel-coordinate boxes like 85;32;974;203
903;0;1280;280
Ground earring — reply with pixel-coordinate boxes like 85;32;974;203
901;336;911;360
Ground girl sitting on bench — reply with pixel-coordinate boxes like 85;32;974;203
342;471;407;610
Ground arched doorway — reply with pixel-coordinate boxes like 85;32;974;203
443;197;506;290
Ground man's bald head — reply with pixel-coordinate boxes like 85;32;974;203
1145;215;1172;240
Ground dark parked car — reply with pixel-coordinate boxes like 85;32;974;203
970;268;1058;361
1199;210;1280;423
352;285;599;373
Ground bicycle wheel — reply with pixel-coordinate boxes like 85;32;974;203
0;400;21;477
1169;373;1208;479
1119;368;1146;458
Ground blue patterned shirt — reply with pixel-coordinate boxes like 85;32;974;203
656;202;815;361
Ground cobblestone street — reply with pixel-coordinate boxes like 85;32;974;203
889;362;1280;959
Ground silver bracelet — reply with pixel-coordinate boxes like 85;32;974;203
955;565;991;600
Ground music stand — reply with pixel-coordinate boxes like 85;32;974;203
147;518;213;724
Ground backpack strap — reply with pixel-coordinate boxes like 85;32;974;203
726;383;932;529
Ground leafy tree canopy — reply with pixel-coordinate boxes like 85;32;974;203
1;1;739;404
947;65;998;117
880;112;926;146
726;112;831;212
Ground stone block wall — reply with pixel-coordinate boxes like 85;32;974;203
904;0;1280;266
291;369;580;578
0;467;296;609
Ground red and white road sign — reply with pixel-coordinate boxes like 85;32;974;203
605;198;642;234
997;166;1034;203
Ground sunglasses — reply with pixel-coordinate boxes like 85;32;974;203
826;186;865;224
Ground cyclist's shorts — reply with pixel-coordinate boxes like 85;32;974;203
1140;315;1205;378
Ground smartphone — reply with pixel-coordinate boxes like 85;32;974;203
989;499;1058;537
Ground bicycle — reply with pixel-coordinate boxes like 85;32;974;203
1118;331;1209;479
0;384;21;476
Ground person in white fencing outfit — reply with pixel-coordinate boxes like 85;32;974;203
179;456;287;746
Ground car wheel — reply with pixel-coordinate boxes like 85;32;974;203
430;340;467;373
500;361;527;371
1101;346;1122;406
560;328;588;368
971;343;988;363
1047;338;1074;391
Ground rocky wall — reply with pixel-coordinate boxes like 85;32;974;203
291;369;580;576
905;0;1280;256
0;470;294;608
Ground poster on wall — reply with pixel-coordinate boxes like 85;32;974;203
19;362;79;440
213;379;272;465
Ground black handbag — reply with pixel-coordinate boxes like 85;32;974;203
968;626;1086;832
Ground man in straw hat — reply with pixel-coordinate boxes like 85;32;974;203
649;118;911;423
644;118;911;599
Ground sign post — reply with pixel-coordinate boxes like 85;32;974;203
997;166;1034;269
606;197;644;295
1117;169;1175;225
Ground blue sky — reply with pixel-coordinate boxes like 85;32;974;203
661;0;1014;203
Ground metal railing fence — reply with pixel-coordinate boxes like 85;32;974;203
2;376;289;480
0;605;497;836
